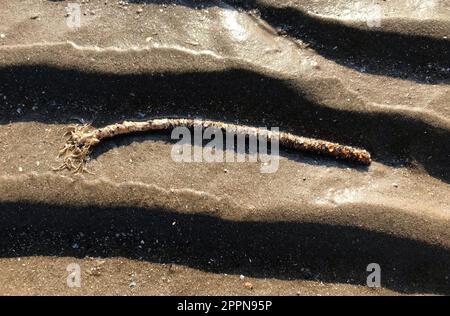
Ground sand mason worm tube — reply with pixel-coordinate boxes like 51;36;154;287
54;118;371;173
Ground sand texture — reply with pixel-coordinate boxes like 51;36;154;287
0;0;449;295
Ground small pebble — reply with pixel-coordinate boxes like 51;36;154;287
96;259;105;266
239;275;245;280
18;167;23;172
244;282;253;290
129;281;136;288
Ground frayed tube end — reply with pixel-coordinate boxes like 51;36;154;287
53;125;99;174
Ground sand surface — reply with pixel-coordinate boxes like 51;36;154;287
0;0;449;295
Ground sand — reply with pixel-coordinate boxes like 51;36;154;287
0;0;449;295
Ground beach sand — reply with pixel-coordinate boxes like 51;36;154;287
0;0;449;295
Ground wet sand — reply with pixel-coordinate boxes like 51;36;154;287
0;0;449;295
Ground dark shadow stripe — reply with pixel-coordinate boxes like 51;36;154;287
114;0;450;83
0;201;449;294
1;65;449;182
